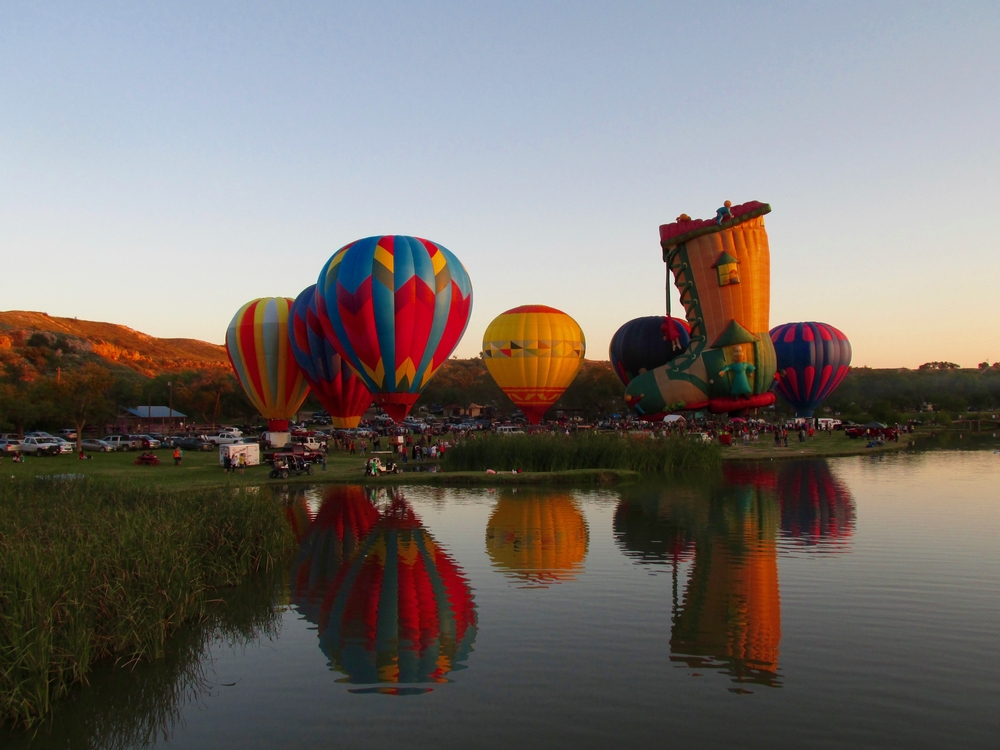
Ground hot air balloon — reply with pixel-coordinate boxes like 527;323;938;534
226;297;311;433
482;306;585;425
315;235;473;423
318;496;477;684
290;486;380;623
289;285;373;429
485;492;589;586
609;316;691;386
769;322;852;417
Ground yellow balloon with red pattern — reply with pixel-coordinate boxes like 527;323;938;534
482;305;586;424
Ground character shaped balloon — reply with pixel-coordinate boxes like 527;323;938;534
226;297;311;433
769;322;852;417
315;236;473;423
482;305;586;425
289;285;373;429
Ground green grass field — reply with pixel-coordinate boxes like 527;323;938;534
0;447;374;489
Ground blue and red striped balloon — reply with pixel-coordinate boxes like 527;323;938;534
289;285;373;429
769;322;852;417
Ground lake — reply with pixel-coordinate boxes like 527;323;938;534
7;448;1000;749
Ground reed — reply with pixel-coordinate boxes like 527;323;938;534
0;478;293;729
442;433;721;475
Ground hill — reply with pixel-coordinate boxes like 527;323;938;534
0;310;228;379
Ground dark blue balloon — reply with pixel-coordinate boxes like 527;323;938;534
769;322;852;417
609;316;691;386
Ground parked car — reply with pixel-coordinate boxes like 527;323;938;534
129;434;162;449
0;438;22;454
56;428;78;440
82;438;116;452
104;435;143;451
174;436;215;451
20;436;71;455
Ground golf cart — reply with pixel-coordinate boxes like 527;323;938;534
269;454;313;479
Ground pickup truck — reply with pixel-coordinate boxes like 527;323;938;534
205;433;248;446
20;436;72;455
104;435;143;451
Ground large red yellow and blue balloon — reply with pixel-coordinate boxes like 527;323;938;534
315;235;473;423
289;285;372;429
769;322;852;417
482;305;585;424
226;297;311;432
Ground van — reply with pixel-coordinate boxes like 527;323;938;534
496;426;525;435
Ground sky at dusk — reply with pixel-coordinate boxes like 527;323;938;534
2;1;998;368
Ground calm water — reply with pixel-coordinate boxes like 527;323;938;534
7;450;1000;749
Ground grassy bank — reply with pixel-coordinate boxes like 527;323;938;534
0;478;293;729
442;433;721;475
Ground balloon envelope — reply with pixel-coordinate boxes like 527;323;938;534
482;305;585;424
609;316;691;386
226;297;311;432
289;285;373;429
769;322;852;417
315;235;473;423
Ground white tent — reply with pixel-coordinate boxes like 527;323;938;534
663;414;687;423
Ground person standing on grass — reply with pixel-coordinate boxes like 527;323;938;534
224;453;232;473
174;446;182;466
238;453;246;475
321;453;327;472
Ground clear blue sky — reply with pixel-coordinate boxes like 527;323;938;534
2;1;998;367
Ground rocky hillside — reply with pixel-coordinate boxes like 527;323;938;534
0;311;228;379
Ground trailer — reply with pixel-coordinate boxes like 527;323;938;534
219;443;260;467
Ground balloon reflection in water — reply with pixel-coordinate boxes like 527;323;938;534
777;460;856;547
485;492;589;586
614;472;782;687
318;495;477;685
289;487;380;623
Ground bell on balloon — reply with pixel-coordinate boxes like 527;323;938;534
289;285;373;429
315;236;473;423
769;322;852;417
482;305;586;425
226;297;311;433
609;316;691;386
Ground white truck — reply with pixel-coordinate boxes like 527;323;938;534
206;433;247;445
20;436;72;455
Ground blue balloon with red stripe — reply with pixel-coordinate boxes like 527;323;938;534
769;322;852;417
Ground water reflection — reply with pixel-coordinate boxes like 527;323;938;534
290;488;477;688
776;460;855;548
4;575;285;750
485;491;589;586
613;460;856;687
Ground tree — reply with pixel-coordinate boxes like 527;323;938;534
0;380;51;438
43;364;116;451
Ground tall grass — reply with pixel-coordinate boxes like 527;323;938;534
0;478;293;729
443;433;721;475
